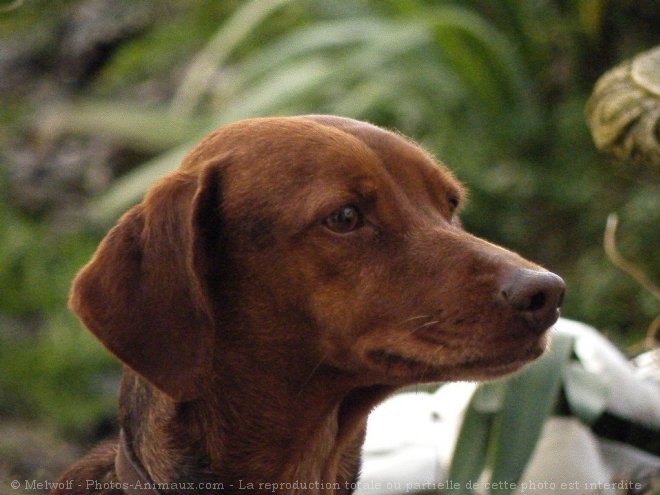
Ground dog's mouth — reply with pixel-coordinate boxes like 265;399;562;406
366;333;547;382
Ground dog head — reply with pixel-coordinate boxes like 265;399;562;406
70;116;564;401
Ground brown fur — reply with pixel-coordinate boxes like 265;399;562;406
54;116;564;494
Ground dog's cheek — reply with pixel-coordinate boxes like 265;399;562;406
247;215;276;251
294;265;371;361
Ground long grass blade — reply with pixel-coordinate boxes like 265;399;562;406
445;383;505;494
171;0;295;116
487;332;575;494
37;101;204;153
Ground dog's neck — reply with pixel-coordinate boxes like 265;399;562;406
119;363;394;494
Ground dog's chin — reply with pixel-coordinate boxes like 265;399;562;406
366;332;549;384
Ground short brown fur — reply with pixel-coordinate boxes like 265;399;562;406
54;116;563;494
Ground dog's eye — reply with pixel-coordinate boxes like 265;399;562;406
448;195;460;211
324;205;361;234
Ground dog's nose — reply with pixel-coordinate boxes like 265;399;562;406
500;268;565;332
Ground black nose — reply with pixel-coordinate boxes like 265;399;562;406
501;268;565;332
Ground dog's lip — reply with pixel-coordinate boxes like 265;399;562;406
407;317;557;343
458;339;546;370
367;333;546;377
410;322;551;350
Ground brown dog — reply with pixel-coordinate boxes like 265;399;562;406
54;116;564;494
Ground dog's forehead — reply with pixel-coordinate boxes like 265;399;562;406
187;117;464;207
300;117;465;215
306;116;464;200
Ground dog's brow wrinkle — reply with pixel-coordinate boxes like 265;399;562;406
248;216;275;250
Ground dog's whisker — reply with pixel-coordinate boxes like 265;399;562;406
405;315;433;323
297;353;328;397
407;320;440;336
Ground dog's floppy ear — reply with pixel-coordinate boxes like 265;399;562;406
69;162;226;402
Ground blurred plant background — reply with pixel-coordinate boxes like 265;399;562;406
0;0;658;487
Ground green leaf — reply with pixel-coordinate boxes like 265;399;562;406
487;333;575;494
171;0;296;115
230;18;414;87
37;101;205;153
91;143;191;224
446;385;501;495
426;5;535;118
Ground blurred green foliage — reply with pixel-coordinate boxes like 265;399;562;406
0;175;117;437
0;0;657;439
